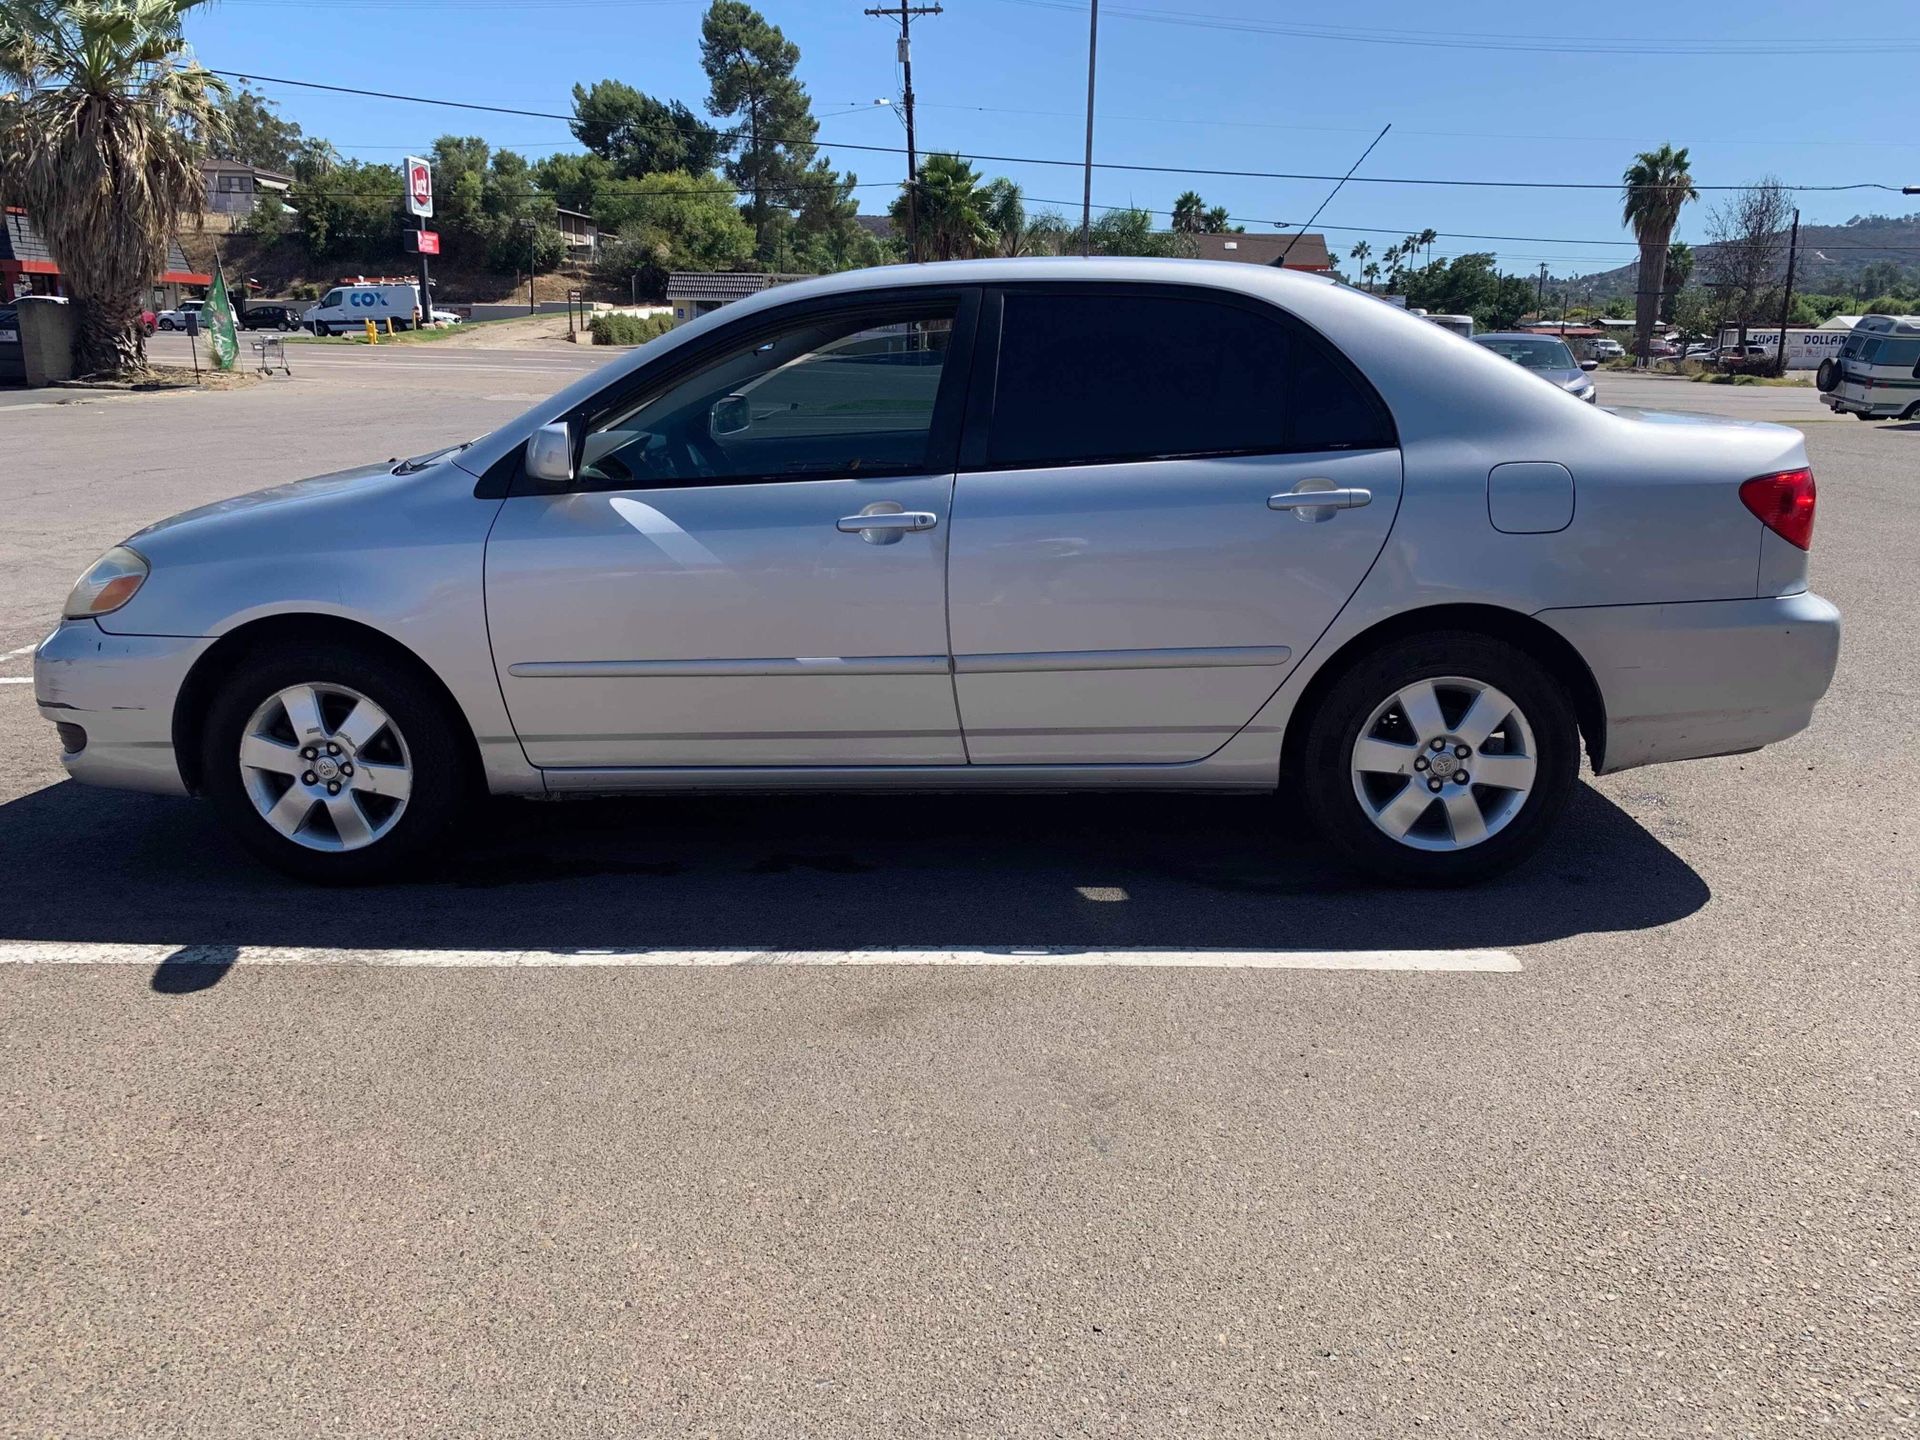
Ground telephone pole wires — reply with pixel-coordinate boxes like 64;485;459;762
865;2;942;262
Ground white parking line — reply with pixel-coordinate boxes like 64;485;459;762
0;942;1520;971
0;676;36;685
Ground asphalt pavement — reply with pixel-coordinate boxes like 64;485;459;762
0;356;1914;1438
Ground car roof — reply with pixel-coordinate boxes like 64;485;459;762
1473;331;1569;342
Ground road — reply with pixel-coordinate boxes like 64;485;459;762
1;352;1915;1437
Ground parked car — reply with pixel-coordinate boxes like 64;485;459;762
33;259;1840;885
239;303;303;332
1710;342;1774;372
155;299;206;331
138;310;157;336
1591;338;1625;360
1471;332;1599;402
1817;312;1920;420
430;308;463;326
301;283;421;336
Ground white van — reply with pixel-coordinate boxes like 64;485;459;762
302;283;421;336
1817;314;1920;420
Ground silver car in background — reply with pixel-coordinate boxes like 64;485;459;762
36;259;1839;884
1472;332;1600;402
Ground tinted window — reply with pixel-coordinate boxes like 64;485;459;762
988;291;1389;467
577;304;955;489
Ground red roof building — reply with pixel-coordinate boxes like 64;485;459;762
3;207;211;309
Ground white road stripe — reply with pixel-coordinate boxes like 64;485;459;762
0;676;36;685
0;942;1519;972
1;642;40;659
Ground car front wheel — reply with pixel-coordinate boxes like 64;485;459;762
1297;632;1579;885
200;645;469;882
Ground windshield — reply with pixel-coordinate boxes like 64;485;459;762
1473;336;1576;371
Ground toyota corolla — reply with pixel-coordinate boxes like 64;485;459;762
35;259;1840;884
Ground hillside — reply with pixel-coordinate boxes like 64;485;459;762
1566;211;1920;297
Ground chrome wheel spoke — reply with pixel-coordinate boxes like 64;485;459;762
1452;685;1517;751
326;792;373;849
239;733;303;776
1396;681;1448;742
1374;782;1436;840
1472;750;1536;791
1442;789;1489;847
1353;736;1418;775
354;761;412;800
263;784;317;839
332;696;390;755
278;685;326;743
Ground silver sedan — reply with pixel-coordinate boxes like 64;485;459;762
35;259;1840;884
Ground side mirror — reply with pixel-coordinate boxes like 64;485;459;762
1580;358;1599;371
525;421;573;485
709;393;751;439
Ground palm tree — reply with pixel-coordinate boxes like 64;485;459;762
1622;144;1698;364
1417;227;1437;264
979;176;1025;257
888;153;991;262
0;0;226;377
1362;261;1380;293
1661;239;1694;324
1171;189;1205;235
1349;240;1371;287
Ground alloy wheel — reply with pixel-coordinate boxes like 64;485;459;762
237;682;413;852
1349;675;1538;852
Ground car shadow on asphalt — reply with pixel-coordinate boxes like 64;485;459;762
0;779;1708;958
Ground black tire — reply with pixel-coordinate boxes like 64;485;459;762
1853;411;1877;421
199;642;472;883
1815;356;1841;393
159;318;176;331
1296;631;1580;886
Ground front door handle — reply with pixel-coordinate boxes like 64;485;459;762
837;509;938;545
1268;487;1372;512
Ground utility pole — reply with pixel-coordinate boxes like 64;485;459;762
865;1;941;263
1080;0;1099;256
1774;207;1800;375
1537;263;1548;316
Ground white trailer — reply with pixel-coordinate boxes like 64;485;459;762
1715;326;1851;371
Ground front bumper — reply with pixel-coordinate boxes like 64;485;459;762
1539;592;1841;774
32;621;211;796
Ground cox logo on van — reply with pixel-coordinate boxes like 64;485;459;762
348;291;387;308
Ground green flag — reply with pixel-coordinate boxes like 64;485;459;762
205;259;240;371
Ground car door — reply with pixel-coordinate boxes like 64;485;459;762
947;285;1402;764
484;290;977;769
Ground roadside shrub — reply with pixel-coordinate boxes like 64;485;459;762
589;312;674;346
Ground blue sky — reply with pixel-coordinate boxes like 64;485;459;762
184;0;1920;279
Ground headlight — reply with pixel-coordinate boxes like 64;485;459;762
63;546;149;619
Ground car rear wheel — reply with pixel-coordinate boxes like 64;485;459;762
1814;357;1841;392
200;644;470;883
1297;632;1579;885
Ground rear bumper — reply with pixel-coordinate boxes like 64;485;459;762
32;621;209;796
1824;387;1912;417
1539;592;1840;774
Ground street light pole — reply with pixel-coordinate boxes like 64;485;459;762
1079;0;1099;257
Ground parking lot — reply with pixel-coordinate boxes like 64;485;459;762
1;353;1914;1436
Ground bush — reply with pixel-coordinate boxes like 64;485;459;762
589;312;674;346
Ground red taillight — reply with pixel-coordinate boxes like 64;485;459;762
1740;468;1816;550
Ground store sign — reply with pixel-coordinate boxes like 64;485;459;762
404;156;433;218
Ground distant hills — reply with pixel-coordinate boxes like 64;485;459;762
1567;211;1920;299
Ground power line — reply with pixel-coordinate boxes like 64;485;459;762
989;0;1920;57
210;69;1905;194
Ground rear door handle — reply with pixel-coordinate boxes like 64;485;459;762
1268;487;1372;511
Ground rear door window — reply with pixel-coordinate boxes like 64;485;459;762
985;290;1391;469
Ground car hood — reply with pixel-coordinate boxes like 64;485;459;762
1537;367;1592;389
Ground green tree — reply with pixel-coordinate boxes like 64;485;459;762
570;79;724;179
1090;205;1194;258
887;153;990;261
1661;239;1693;323
213;85;302;171
1622;143;1698;360
531;150;613;214
979;177;1025;257
701;0;817;258
289;157;403;262
0;0;227;375
592;169;754;297
1171;189;1204;234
